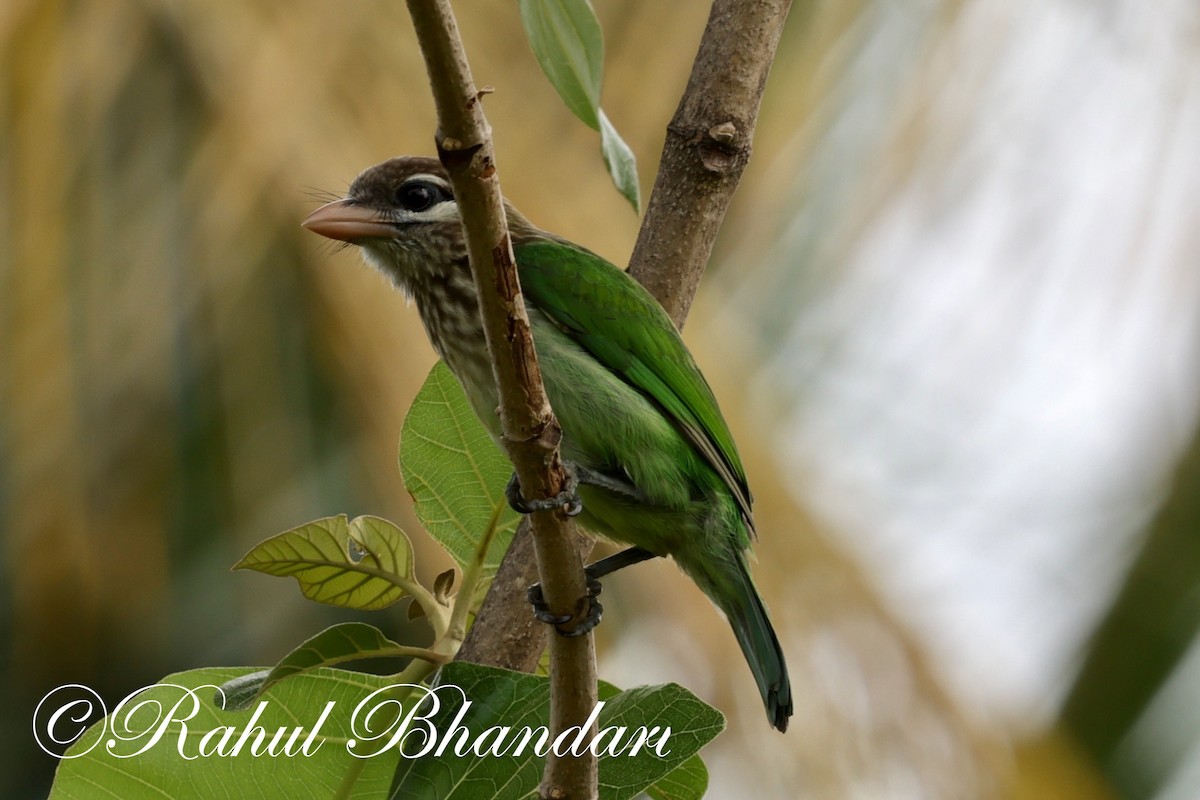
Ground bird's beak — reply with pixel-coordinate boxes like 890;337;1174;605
302;199;395;242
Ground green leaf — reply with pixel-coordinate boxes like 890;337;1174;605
235;514;419;610
518;1;640;210
600;109;640;212
223;623;417;709
400;362;518;572
645;754;709;800
49;667;400;800
518;0;603;129
593;684;723;800
387;662;725;800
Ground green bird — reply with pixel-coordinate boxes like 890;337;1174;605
303;156;792;732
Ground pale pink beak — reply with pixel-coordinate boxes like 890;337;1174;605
302;199;395;242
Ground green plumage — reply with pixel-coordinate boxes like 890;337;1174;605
516;240;755;534
304;157;793;731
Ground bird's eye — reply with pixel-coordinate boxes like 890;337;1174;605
396;181;443;212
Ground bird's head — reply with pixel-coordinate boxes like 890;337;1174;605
302;156;476;296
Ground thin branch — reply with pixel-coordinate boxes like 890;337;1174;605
403;1;598;798
459;0;794;675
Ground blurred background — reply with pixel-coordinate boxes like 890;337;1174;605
2;0;1198;797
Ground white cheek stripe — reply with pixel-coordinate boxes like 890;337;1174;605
417;200;461;223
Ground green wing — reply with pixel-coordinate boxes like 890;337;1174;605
515;239;753;526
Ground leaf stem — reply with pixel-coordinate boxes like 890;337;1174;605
336;658;446;800
446;500;505;645
331;758;366;800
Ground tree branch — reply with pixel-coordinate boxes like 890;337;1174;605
458;0;795;672
629;0;794;327
403;1;597;797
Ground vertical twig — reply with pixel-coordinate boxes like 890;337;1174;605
403;1;598;797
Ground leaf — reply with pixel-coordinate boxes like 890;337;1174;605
48;667;400;800
235;514;418;610
518;1;639;210
221;623;415;709
518;0;604;129
600;109;640;212
387;662;725;800
593;683;723;800
399;362;518;572
644;754;709;800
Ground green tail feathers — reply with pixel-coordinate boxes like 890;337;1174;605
693;554;793;732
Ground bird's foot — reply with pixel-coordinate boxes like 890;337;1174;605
506;462;647;517
524;548;658;638
505;467;583;516
527;578;603;637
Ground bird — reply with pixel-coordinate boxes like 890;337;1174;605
302;156;792;732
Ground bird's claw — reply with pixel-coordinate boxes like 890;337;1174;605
527;579;603;637
505;469;584;517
